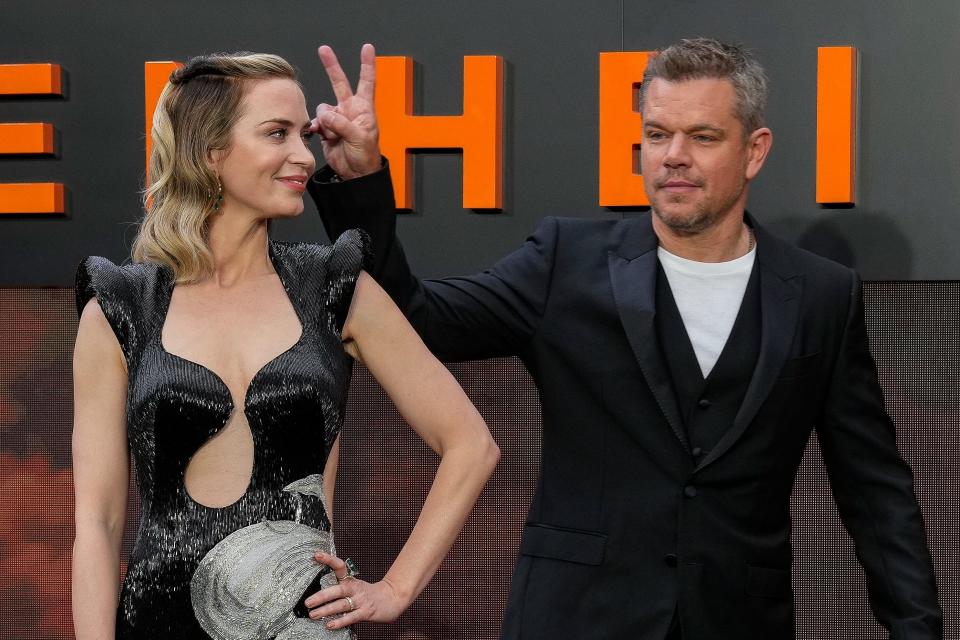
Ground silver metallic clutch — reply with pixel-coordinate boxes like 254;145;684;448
191;475;355;640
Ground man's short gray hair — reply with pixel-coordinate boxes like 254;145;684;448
639;38;768;135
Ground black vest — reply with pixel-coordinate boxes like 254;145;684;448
654;261;761;461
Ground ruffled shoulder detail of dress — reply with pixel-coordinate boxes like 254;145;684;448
269;231;371;335
75;256;166;363
325;229;372;334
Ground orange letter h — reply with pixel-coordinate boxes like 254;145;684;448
376;55;503;210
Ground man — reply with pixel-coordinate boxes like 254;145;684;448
307;39;941;639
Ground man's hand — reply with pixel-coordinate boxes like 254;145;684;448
312;43;382;179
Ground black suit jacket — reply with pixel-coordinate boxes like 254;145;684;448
310;165;941;639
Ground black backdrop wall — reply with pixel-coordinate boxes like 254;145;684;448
2;0;960;283
2;1;958;638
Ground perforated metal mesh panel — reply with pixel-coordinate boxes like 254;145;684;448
0;283;956;639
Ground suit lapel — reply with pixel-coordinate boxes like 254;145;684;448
608;219;688;451
697;219;803;470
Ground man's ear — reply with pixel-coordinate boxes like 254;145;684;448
745;127;773;181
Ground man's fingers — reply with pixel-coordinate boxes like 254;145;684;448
356;43;376;103
317;45;354;103
310;116;340;143
312;104;342;141
315;102;336;119
320;109;365;143
319;129;342;145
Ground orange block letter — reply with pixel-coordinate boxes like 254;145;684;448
0;123;54;154
599;52;652;207
0;63;62;95
0;63;64;214
144;61;184;177
375;55;503;210
816;47;858;204
0;183;64;214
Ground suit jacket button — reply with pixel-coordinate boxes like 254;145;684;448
691;446;703;457
664;553;678;567
697;398;711;409
684;485;698;498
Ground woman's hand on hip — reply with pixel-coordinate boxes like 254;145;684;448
306;551;409;630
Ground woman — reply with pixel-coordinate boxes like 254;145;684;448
71;52;499;639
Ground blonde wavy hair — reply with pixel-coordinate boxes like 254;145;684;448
132;53;298;283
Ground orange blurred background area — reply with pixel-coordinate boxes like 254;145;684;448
1;285;957;639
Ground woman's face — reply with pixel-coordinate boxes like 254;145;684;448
212;78;316;219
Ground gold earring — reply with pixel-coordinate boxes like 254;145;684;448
212;176;223;211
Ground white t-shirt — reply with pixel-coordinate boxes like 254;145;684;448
657;245;757;378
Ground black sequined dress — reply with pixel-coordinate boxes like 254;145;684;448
75;232;369;640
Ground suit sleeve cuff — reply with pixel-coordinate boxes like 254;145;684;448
308;157;396;241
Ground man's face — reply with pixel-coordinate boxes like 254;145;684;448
641;77;767;235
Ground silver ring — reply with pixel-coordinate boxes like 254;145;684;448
344;596;356;612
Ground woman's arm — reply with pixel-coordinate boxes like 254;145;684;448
72;300;130;639
307;271;500;630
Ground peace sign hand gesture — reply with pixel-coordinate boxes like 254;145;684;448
311;43;382;179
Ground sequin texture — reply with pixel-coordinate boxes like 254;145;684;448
75;231;370;639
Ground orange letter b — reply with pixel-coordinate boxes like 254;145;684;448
375;55;503;210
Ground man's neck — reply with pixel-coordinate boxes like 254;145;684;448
653;213;753;263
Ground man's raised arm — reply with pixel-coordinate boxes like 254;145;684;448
307;45;554;362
